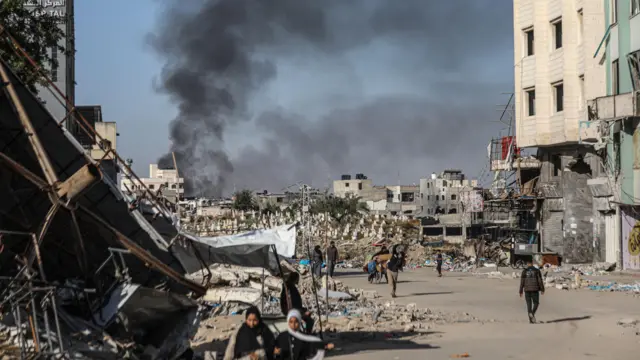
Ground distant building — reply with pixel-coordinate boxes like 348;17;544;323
332;174;420;215
24;0;76;133
120;164;185;200
419;170;478;216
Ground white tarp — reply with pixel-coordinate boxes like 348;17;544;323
173;224;297;274
185;224;296;257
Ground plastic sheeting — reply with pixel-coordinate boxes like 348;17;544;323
174;224;297;274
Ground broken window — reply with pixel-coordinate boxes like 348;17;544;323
451;194;457;200
401;192;415;202
525;88;536;116
553;82;564;112
629;50;640;91
524;27;534;56
613;59;620;95
50;46;58;82
552;154;562;177
552;19;562;49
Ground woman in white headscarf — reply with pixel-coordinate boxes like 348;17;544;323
274;309;334;360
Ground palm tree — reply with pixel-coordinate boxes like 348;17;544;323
233;189;258;212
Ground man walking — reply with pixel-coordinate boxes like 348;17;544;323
436;251;443;277
326;241;339;277
519;259;545;323
387;245;402;298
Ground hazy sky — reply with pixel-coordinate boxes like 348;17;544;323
74;0;514;196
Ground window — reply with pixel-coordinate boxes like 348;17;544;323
553;82;564;112
524;28;534;56
451;194;457;201
579;75;585;109
427;183;430;188
149;184;155;189
50;46;58;82
577;10;584;44
441;195;445;201
525;88;536;116
345;182;349;187
552;19;562;49
358;183;363;190
552;155;562;177
612;59;620;95
630;51;640;90
611;0;618;24
632;0;639;17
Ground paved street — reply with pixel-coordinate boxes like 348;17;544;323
330;268;640;360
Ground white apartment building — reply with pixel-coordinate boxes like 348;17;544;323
419;170;478;216
514;0;606;147
120;164;185;197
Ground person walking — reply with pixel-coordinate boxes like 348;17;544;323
436;251;443;277
311;245;323;278
280;273;315;334
519;259;545;324
224;306;276;360
326;242;339;277
386;245;402;298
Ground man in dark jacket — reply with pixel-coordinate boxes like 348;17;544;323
519;259;545;323
312;245;323;277
387;245;402;298
326;241;339;277
436;251;444;277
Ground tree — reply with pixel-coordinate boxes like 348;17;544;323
0;0;67;92
261;202;279;227
233;189;258;212
311;195;369;225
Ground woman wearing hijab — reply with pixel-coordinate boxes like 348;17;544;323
312;245;323;278
224;306;276;360
274;309;334;360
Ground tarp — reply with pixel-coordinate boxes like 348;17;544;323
174;224;297;274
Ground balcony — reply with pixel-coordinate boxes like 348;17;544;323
587;91;640;120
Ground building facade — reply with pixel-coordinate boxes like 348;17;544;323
332;175;420;215
24;0;75;130
513;0;609;263
582;0;640;268
419;170;478;216
120;164;185;199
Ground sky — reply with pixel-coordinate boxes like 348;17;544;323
74;0;515;196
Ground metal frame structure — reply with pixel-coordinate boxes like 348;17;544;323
0;24;207;358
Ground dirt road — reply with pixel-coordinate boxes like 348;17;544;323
330;267;640;360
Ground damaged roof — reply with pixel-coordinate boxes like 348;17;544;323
0;58;204;296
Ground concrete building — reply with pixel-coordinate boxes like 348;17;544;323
513;0;608;263
580;0;640;269
332;174;420;215
24;0;75;131
90;120;118;184
419;170;478;216
120;164;185;199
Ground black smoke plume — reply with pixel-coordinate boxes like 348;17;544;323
150;0;513;197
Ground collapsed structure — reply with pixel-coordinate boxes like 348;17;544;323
0;28;215;359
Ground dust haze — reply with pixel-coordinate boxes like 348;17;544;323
149;0;513;196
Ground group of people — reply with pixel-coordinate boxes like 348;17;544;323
366;244;406;298
225;271;334;360
311;242;339;278
224;306;334;360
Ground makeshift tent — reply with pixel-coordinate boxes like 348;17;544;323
173;224;297;274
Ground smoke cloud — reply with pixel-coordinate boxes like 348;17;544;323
150;0;513;197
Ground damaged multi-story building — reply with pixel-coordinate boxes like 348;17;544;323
332;174;420;215
579;0;640;269
512;0;640;266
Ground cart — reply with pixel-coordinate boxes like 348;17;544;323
509;229;539;269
